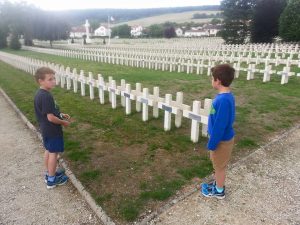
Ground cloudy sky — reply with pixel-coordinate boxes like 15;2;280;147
11;0;221;10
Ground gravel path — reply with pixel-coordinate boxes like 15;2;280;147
150;125;300;225
0;93;102;225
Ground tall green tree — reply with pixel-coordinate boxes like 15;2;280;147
33;12;70;47
9;32;21;50
0;25;8;48
220;0;256;44
251;0;287;43
164;26;176;38
111;24;131;38
279;0;300;41
147;24;164;38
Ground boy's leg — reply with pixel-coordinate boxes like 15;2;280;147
46;152;68;189
210;138;234;188
215;168;226;189
202;138;234;198
43;137;68;188
44;150;49;172
48;152;58;176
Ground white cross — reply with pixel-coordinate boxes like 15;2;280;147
158;94;175;131
78;70;86;96
277;66;295;84
121;83;136;115
108;80;120;109
66;67;72;90
117;79;126;107
148;87;164;118
260;65;276;82
246;64;256;80
97;75;107;104
183;99;212;142
72;68;78;93
131;83;143;112
136;88;154;122
88;72;95;100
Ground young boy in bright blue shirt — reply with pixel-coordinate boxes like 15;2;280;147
201;64;235;199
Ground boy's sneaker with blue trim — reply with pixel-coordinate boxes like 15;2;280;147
44;168;65;183
201;183;225;199
201;180;216;191
46;174;68;189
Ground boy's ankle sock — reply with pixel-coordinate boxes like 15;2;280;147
48;175;55;182
216;185;224;193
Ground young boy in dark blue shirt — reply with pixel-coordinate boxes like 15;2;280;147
34;67;70;189
201;64;235;199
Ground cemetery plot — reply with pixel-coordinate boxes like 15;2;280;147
0;52;211;142
23;39;300;84
1;47;300;224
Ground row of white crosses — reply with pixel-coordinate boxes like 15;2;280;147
30;38;300;61
233;58;299;84
8;43;300;85
22;44;300;79
49;37;299;59
64;70;212;139
0;51;212;143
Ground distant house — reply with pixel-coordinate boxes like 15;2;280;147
131;25;143;37
184;29;209;37
175;28;183;37
70;25;92;38
94;25;111;37
183;24;222;37
203;24;222;36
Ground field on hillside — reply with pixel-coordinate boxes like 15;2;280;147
1;48;300;224
113;10;221;27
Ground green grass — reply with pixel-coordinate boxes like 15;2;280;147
0;48;300;224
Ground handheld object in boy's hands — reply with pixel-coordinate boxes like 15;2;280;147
60;113;70;120
60;113;76;123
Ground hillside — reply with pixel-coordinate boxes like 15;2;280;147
53;5;220;26
112;10;221;27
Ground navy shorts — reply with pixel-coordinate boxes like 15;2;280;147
43;136;64;153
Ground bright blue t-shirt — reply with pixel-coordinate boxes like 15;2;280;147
207;92;235;150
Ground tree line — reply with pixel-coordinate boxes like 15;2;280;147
220;0;300;44
1;0;299;48
0;1;70;49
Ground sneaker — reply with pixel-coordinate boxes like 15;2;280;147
44;168;65;183
201;180;216;191
201;184;225;199
46;174;69;189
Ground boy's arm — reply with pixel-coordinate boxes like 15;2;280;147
47;113;69;127
207;101;230;150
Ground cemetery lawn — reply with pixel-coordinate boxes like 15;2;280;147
1;49;300;224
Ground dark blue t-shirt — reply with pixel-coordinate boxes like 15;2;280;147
207;92;235;150
34;89;63;138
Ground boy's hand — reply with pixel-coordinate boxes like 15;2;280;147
62;120;70;127
60;113;70;121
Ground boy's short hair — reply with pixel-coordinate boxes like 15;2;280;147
34;67;55;83
211;64;235;87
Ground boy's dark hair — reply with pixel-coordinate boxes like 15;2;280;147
211;64;235;87
34;67;55;83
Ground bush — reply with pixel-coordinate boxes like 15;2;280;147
9;34;21;50
0;30;8;49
